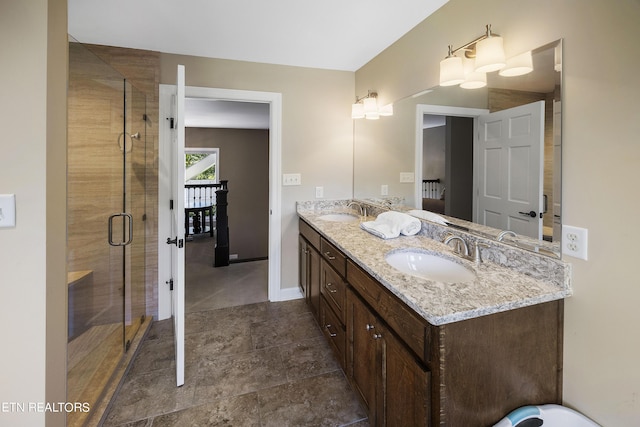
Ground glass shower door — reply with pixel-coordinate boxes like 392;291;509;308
123;79;147;348
67;40;147;427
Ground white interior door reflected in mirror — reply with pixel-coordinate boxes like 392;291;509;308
476;101;544;240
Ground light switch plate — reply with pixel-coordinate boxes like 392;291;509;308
0;194;16;228
283;173;301;186
400;172;415;183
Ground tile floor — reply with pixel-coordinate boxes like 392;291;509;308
103;236;368;426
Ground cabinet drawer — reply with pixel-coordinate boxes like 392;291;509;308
320;237;346;277
321;259;347;323
299;219;321;250
320;296;346;369
347;259;428;363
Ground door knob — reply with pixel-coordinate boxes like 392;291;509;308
518;210;538;218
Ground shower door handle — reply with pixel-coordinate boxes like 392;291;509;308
108;213;133;246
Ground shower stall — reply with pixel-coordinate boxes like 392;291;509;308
67;40;150;426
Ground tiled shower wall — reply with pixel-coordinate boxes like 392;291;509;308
75;43;161;318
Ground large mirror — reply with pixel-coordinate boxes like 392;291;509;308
354;40;563;257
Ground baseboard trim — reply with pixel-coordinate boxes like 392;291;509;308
274;286;304;302
229;256;268;264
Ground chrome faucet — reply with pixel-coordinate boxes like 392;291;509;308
444;233;490;264
496;230;516;242
347;201;367;218
473;242;490;264
443;234;469;256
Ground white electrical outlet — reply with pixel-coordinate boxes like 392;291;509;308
315;186;324;198
381;185;388;196
0;194;16;228
562;225;588;260
282;173;301;186
400;172;415;183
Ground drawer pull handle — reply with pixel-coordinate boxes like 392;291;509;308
325;324;337;338
325;282;338;293
324;251;336;260
365;324;375;331
373;333;382;340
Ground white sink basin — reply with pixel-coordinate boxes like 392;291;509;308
385;250;476;283
317;213;359;222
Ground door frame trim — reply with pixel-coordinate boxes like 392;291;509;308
158;85;282;320
414;104;489;210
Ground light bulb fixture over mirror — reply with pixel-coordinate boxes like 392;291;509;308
352;90;393;120
499;51;534;77
460;57;487;89
439;24;533;89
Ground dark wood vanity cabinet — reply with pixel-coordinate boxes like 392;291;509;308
347;258;563;427
319;258;348;368
298;219;563;426
347;288;430;426
299;219;348;368
298;222;321;320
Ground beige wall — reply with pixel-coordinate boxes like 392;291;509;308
160;55;355;289
186;128;270;260
356;0;640;424
0;0;67;426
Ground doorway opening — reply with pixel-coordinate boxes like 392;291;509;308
421;114;475;221
184;107;270;312
158;87;282;320
414;105;488;216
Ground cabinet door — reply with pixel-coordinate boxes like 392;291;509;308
299;236;320;321
308;243;321;321
320;259;347;323
347;289;379;421
298;235;308;297
382;325;431;426
320;296;346;369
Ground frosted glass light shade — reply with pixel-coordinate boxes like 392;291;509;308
499;51;533;77
461;71;487;89
439;55;465;86
460;57;487;89
363;97;379;120
475;36;506;73
351;103;364;119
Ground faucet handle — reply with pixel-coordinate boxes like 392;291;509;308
473;242;490;263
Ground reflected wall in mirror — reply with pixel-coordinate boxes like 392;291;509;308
354;40;562;257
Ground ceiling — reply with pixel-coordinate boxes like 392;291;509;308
69;0;450;130
68;0;448;72
185;99;270;129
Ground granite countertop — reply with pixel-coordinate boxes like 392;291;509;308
297;204;572;326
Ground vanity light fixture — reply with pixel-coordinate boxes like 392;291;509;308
474;26;506;73
460;57;487;89
351;90;393;120
439;25;533;89
439;45;465;86
499;50;533;77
